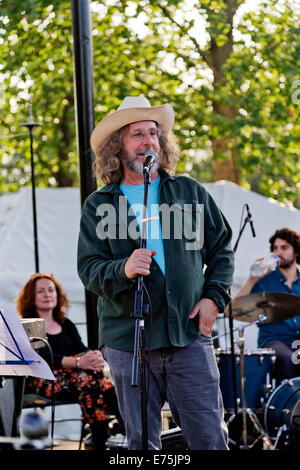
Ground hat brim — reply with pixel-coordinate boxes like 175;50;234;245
90;104;174;152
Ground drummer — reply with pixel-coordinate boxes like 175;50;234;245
234;228;300;383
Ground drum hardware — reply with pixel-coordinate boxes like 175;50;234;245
264;377;300;450
258;312;267;325
239;329;247;446
216;323;275;450
263;383;273;397
238;327;273;449
264;354;276;397
217;292;300;450
214;320;276;407
272;424;288;450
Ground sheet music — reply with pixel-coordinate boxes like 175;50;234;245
0;309;54;380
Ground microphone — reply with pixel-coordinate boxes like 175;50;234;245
245;203;256;238
143;151;157;174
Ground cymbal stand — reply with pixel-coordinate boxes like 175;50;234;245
226;204;256;421
237;326;274;450
238;329;247;447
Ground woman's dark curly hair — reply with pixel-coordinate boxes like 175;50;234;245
16;273;69;325
269;228;300;264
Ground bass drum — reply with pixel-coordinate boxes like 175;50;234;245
264;377;300;449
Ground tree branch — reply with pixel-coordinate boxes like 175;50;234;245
157;4;212;70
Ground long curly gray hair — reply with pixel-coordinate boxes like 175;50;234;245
93;124;180;185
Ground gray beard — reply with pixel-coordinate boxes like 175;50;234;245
121;153;161;176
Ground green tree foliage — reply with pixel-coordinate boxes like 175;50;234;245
0;0;76;189
0;0;299;207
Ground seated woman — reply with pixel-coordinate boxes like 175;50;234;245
17;273;124;450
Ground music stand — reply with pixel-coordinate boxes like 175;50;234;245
0;311;35;367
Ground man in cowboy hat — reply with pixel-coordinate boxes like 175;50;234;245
77;95;234;450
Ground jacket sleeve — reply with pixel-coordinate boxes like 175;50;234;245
200;190;235;312
77;195;136;299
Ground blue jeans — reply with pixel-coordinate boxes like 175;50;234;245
102;336;228;450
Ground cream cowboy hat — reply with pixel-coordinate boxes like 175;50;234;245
90;95;174;152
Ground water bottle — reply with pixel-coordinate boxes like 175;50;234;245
250;254;280;277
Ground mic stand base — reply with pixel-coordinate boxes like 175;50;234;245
132;317;148;450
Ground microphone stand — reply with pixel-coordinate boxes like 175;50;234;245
227;206;254;446
20;101;41;273
131;168;151;450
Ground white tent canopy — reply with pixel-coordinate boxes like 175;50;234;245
0;187;86;336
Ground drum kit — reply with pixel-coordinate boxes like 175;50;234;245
214;292;300;450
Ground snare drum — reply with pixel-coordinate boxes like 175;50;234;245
264;377;300;443
215;348;276;410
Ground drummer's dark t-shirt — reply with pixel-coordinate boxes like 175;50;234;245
251;267;300;347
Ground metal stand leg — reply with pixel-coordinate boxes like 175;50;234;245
246;408;274;449
228;328;275;450
238;329;249;448
272;425;287;450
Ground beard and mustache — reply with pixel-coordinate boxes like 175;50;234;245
119;147;161;176
278;254;297;269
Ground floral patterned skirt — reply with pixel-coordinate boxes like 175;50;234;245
25;365;118;424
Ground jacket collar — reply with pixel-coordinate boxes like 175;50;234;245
97;169;175;195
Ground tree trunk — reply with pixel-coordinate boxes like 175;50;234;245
211;138;240;183
209;0;241;184
55;93;75;187
211;104;240;183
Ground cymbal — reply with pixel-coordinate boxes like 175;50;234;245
225;292;300;323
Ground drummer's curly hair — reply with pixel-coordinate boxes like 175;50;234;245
269;228;300;264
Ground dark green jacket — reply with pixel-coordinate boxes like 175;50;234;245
77;171;234;351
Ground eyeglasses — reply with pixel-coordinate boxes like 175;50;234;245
126;128;160;142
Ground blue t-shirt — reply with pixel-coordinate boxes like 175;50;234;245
120;176;165;275
251;267;300;347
